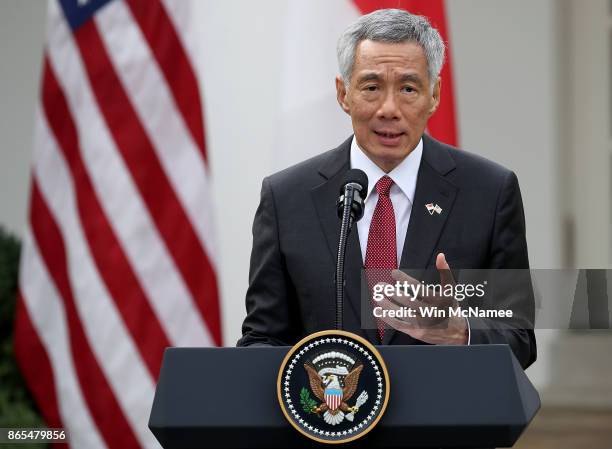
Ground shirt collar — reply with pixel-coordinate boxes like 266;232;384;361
349;136;423;205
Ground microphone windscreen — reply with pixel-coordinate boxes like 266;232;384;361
340;169;368;197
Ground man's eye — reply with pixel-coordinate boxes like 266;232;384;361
403;86;415;93
364;85;378;91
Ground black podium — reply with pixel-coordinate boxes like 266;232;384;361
149;344;539;448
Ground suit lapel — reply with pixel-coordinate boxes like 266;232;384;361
310;137;351;265
383;134;458;345
310;137;379;343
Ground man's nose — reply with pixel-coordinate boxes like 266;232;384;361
376;91;400;120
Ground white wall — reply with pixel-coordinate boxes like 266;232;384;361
0;0;46;234
446;0;562;388
1;0;567;388
189;0;289;346
447;0;562;269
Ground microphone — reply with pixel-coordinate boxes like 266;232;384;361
335;169;368;330
336;169;368;224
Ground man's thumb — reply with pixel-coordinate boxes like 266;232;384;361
436;253;454;285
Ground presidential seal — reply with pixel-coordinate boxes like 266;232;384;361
277;330;390;444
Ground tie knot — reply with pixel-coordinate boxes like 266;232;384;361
375;176;394;196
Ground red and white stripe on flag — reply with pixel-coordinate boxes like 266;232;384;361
325;391;342;411
13;0;222;448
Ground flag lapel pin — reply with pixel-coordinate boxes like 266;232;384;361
425;203;442;215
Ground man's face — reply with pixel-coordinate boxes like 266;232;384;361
336;40;441;172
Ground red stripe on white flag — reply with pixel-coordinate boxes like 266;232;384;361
93;0;220;345
73;18;222;346
41;58;170;378
30;99;159;447
13;293;64;431
18;234;107;449
29;179;140;448
125;0;209;162
47;0;214;351
15;0;221;447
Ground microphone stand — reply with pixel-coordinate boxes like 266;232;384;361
335;183;363;330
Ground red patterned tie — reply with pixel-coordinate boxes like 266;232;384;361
365;176;397;341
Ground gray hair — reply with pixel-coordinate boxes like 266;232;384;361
337;9;445;88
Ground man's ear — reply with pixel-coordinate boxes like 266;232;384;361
428;77;441;116
336;75;350;114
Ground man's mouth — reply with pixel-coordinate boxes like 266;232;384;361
374;130;404;145
374;131;404;138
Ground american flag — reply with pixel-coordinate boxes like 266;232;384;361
13;1;221;448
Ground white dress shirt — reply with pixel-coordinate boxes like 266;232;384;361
350;136;423;265
350;136;471;344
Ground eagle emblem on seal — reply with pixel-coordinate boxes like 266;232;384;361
302;351;369;425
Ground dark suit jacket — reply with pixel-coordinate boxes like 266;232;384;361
237;134;536;369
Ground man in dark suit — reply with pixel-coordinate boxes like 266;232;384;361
238;9;536;370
